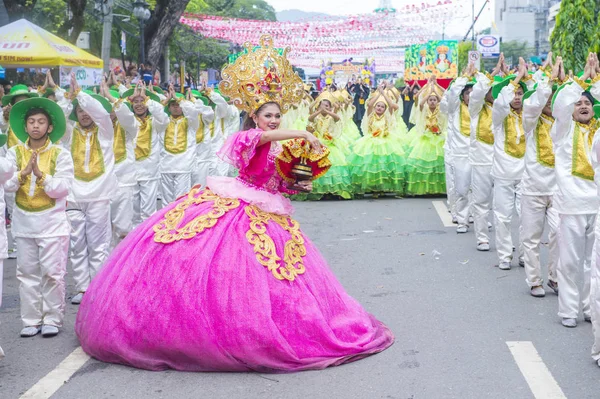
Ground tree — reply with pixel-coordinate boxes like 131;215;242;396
2;0;38;21
56;0;88;43
550;0;598;72
144;0;191;70
500;40;537;67
457;41;472;72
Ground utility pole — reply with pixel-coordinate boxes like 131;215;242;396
100;0;114;73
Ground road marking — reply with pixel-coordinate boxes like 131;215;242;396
20;347;90;399
506;341;566;399
432;201;454;227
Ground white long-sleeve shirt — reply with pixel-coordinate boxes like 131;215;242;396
551;80;600;215
115;98;169;181
159;100;203;174
5;140;73;237
468;73;494;166
0;153;14;257
491;84;526;181
521;80;556;196
441;77;470;158
60;91;117;202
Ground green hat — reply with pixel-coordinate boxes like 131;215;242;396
164;93;185;115
492;75;527;99
121;88;160;103
42;88;56;99
191;90;209;106
108;89;120;100
70;90;112;122
594;104;600;119
2;84;39;106
152;86;164;95
9;97;66;143
0;134;7;147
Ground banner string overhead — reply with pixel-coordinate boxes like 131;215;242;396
180;0;466;71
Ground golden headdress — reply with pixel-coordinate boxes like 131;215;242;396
219;35;303;115
419;80;444;102
310;91;338;113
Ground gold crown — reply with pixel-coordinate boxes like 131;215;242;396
437;45;449;54
310;91;338;113
219;35;303;115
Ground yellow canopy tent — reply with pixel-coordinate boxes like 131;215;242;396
0;19;103;68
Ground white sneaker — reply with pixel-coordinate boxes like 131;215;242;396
41;325;59;337
547;280;559;294
20;326;41;337
0;345;4;359
597;359;600;368
499;262;511;270
468;215;474;223
585;314;592;323
8;248;17;259
452;216;458;224
477;242;490;251
519;256;525;267
530;286;546;297
562;318;577;328
488;222;493;231
456;224;468;234
71;293;84;305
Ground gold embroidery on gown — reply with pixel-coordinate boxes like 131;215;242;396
153;187;241;243
572;121;597;181
245;205;306;282
476;103;494;145
459;103;470;137
15;140;60;212
504;111;525;159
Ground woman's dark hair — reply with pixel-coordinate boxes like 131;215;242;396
25;107;52;126
242;101;280;130
320;99;332;108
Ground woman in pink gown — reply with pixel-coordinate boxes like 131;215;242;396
75;36;394;372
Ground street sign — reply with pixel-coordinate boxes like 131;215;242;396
468;51;481;71
477;35;500;58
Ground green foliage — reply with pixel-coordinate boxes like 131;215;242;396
30;0;66;33
457;41;473;72
550;0;598;72
196;0;276;20
170;25;230;71
500;40;537;66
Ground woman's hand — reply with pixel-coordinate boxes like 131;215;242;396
296;180;313;192
304;132;323;151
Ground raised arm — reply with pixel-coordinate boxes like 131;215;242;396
523;80;552;134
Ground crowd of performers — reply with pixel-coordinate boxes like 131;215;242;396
4;44;600;371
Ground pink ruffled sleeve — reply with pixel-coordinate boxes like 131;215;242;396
217;129;268;173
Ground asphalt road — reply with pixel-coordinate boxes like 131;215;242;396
1;196;599;399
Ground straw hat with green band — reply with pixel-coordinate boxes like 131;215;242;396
70;90;113;122
120;88;160;103
2;84;39;106
491;74;528;99
9;97;66;143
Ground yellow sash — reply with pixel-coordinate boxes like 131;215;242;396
535;114;555;168
113;121;127;164
134;116;153;161
164;116;188;155
571;121;596;181
476;103;494;145
71;124;105;182
7;127;19;148
196;118;204;144
15;140;59;212
459;102;470;137
504;110;525;159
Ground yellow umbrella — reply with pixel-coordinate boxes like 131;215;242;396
0;19;103;68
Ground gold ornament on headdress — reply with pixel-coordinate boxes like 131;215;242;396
420;80;444;102
219;35;303;115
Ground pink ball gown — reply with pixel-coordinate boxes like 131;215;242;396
75;129;394;372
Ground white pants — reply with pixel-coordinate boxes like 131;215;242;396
445;156;456;218
557;213;595;319
16;236;69;327
590;214;600;360
133;179;159;225
111;185;134;248
493;178;523;264
161;173;191;204
472;165;494;244
0;259;3;308
452;158;472;226
67;200;112;293
521;195;559;287
210;137;227;177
